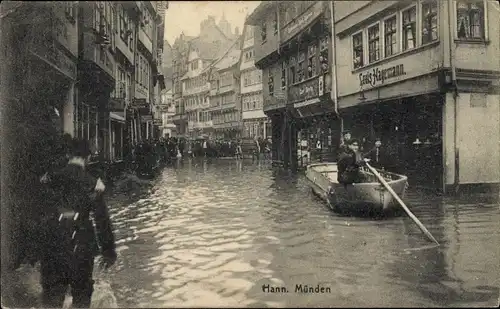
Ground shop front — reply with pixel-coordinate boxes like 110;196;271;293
109;108;125;162
342;93;444;189
213;124;241;140
130;98;150;143
263;96;287;165
242;118;270;139
288;75;340;168
337;54;446;190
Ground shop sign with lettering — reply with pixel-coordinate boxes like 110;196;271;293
153;119;163;126
131;98;149;110
282;1;323;43
288;77;319;104
263;96;286;111
359;64;406;88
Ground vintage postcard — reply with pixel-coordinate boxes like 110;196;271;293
1;1;499;308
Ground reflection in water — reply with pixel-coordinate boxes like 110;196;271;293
105;159;499;308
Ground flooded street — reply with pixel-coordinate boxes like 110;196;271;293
105;159;499;308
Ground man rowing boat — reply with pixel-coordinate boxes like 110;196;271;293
337;138;382;185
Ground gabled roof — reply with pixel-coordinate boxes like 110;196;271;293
190;37;224;61
211;36;242;72
246;1;277;26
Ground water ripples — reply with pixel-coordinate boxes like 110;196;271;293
106;159;499;308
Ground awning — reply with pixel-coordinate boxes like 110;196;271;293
110;111;125;123
293;96;336;118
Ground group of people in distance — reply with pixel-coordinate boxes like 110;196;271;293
337;130;382;185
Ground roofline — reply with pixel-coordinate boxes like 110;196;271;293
210;36;242;71
246;1;277;26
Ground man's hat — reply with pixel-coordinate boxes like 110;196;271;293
342;130;351;135
345;138;359;145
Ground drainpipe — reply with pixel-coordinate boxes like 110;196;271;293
448;0;459;193
329;1;338;118
329;1;343;138
276;1;281;55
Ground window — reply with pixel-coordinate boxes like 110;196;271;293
135;54;139;82
273;11;278;35
245;50;253;62
281;61;286;89
368;24;380;63
457;1;485;40
112;5;117;35
261;22;267;42
384;16;398;57
319;37;329;73
120;6;128;44
243;71;249;86
307;44;317;78
289;56;296;85
422;1;438;44
128;18;134;51
94;3;101;30
245;27;254;40
352;32;364;69
297;51;305;82
126;73;131;102
65;1;76;23
402;6;416;50
268;70;274;95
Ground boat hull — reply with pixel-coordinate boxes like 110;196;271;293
306;162;408;213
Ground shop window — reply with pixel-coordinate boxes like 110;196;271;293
89;107;97;155
422;1;438;44
307;44;317;78
289;56;296;85
352;32;364;69
261;22;267;42
402;6;416;51
384;16;398;57
281;61;287;89
368;23;380;63
457;1;485;40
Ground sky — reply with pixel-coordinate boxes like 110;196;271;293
163;1;261;45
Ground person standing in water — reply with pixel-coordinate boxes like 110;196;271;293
39;138;117;308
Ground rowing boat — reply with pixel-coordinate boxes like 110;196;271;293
305;162;408;213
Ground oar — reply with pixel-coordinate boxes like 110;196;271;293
364;161;439;245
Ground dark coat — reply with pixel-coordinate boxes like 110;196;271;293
41;163;116;258
337;147;364;184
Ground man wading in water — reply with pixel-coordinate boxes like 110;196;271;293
39;138;117;308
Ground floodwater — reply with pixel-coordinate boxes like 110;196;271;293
105;159;499;308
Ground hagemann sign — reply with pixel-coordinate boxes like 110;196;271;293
359;64;406;87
